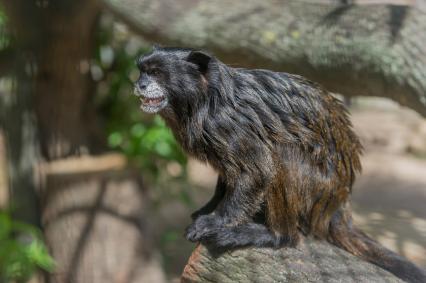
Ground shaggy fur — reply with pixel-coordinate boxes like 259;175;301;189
135;46;426;282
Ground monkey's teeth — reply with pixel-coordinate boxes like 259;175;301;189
141;96;165;106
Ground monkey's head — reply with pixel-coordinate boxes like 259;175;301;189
134;46;212;116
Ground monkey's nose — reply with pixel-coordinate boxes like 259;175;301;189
138;82;148;90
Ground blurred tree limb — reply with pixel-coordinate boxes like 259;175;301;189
0;47;16;77
103;0;426;116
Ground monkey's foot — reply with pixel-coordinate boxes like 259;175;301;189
185;214;223;242
185;216;300;249
202;223;277;249
202;223;300;250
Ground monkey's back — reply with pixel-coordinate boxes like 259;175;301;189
231;68;363;237
234;68;362;179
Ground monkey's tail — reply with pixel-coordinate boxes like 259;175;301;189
328;208;426;283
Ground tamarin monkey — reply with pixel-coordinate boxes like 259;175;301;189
134;46;426;282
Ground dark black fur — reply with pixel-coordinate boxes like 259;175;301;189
135;46;426;282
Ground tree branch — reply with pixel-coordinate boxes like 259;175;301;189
103;0;426;117
181;239;404;283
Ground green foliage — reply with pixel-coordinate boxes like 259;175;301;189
0;212;55;282
93;16;186;179
107;116;186;175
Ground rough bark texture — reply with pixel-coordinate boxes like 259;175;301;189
103;0;426;117
182;241;403;283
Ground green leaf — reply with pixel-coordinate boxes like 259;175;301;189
27;240;55;271
108;132;123;147
130;123;146;138
154;141;172;157
0;211;55;281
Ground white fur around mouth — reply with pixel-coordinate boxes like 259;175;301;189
133;83;168;113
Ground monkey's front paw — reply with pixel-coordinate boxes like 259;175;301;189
185;214;223;242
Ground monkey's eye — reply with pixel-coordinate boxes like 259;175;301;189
147;68;160;76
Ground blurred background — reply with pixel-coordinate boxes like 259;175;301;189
0;0;425;282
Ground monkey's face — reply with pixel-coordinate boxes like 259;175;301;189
134;62;169;113
134;47;212;116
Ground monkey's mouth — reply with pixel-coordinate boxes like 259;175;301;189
139;95;167;113
141;96;165;106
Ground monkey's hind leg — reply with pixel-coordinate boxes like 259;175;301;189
266;176;301;247
186;171;267;243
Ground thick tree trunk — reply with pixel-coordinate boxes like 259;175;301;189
32;0;106;160
182;241;404;283
103;0;426;117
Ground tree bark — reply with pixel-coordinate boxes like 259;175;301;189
182;240;404;283
103;0;426;117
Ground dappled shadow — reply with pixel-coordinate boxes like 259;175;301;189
43;203;145;235
41;168;166;283
65;180;107;283
352;174;426;267
320;3;354;26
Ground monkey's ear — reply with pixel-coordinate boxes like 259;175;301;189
187;51;212;74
